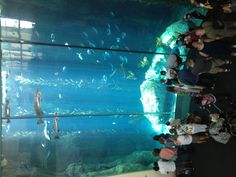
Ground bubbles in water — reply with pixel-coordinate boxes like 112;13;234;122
112;122;116;125
65;42;69;46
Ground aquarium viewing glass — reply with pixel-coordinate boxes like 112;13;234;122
0;0;193;176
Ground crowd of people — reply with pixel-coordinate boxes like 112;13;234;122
152;0;236;176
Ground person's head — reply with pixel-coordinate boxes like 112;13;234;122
152;148;161;156
184;13;191;21
169;128;177;134
160;79;166;84
160;71;166;75
190;0;201;7
166;121;171;126
186;58;195;67
166;86;177;93
176;39;184;47
191;41;202;49
159;137;167;144
153;135;161;141
193;96;203;105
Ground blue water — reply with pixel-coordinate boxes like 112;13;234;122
1;0;190;176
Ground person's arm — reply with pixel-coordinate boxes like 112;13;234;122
199;51;209;58
203;38;215;43
188;11;207;20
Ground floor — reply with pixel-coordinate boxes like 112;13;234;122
189;37;236;177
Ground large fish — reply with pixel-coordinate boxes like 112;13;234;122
44;121;50;141
34;89;44;124
54;112;59;139
5;99;10;123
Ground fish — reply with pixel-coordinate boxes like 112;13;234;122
102;75;108;83
79;43;85;47
62;66;66;71
114;24;120;32
109;69;117;78
34;30;40;39
116;37;121;43
110;11;115;16
110;45;119;49
138;56;150;68
107;28;111;36
50;33;55;43
78;80;83;88
87;40;96;48
54;112;59;139
103;51;110;60
100;40;105;47
123;44;130;51
82;32;88;38
128;117;144;124
119;56;128;63
34;89;44;124
44;121;50;141
87;49;92;55
121;32;126;39
92;27;98;34
76;52;83;60
5;99;10;123
126;71;137;80
120;63;126;78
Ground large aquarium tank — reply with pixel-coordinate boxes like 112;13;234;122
0;0;192;176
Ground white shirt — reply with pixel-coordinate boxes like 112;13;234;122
177;135;193;145
158;159;176;175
